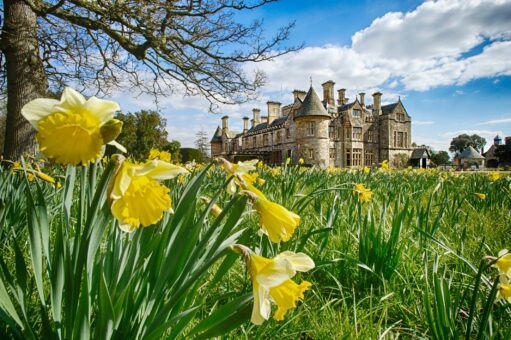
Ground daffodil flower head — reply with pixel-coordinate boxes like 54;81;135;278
298;158;304;165
235;248;314;325
217;158;258;194
497;282;511;303
474;192;486;200
245;191;299;243
353;183;373;203
21;87;126;165
110;158;188;232
495;249;511;276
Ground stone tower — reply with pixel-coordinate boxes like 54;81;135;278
294;86;331;168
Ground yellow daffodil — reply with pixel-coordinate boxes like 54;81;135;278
286;157;291;165
488;171;502;182
200;196;223;218
299;158;304;165
495;250;511;276
380;160;389;171
36;171;55;184
110;158;188;232
232;245;315;324
148;148;171;162
27;173;34;182
257;160;264;168
363;166;370;174
353;183;373;203
497;283;511;303
21;87;126;165
218;158;258;194
474;192;486;200
244;191;299;243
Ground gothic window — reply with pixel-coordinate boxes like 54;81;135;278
353;127;362;140
397;132;404;147
365;150;373;165
307;122;315;136
368;129;374;142
329;148;335;159
329;125;335;139
352;148;362;166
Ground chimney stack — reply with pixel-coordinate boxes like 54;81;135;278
221;115;229;132
359;92;365;106
372;92;382;114
322;80;335;106
293;89;307;102
266;101;281;125
243;117;249;134
337;88;346;105
252;108;261;126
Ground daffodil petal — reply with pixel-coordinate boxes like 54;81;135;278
251;283;271;325
256;257;295;287
275;251;315;272
85;96;120;125
56;87;86;110
21;98;60;129
111;163;132;199
107;140;127;153
136;160;188;180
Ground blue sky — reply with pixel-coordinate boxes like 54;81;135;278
114;0;511;152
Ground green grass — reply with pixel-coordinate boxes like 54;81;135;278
0;162;510;338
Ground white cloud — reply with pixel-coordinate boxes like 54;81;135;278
113;0;511;147
478;117;511;125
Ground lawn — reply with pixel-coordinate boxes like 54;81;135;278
0;159;510;339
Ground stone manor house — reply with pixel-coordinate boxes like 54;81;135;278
211;80;412;168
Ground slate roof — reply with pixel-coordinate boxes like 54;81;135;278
210;126;222;142
246;116;288;134
295;86;330;118
337;102;355;111
410;148;431;159
381;103;398;114
458;146;484;159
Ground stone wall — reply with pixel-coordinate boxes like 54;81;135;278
295;116;330;168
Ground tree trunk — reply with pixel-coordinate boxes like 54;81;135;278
1;0;47;161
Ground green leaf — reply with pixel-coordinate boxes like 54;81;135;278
188;292;253;338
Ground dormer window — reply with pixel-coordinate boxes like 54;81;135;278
352;109;361;117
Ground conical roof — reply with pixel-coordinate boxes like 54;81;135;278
210;126;222;142
459;146;484;159
294;86;330;119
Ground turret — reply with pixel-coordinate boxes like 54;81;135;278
294;86;331;168
494;135;503;146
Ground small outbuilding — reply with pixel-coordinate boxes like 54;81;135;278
409;148;431;168
454;146;485;169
